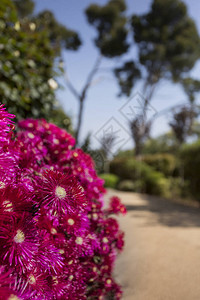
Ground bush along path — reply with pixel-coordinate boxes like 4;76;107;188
0;104;126;299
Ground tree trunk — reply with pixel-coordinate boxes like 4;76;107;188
75;99;84;146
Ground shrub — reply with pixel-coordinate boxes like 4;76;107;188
180;140;200;200
0;104;126;299
168;177;190;199
117;180;136;192
99;173;119;189
141;153;176;177
110;157;170;197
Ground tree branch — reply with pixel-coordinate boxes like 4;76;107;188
64;72;80;101
80;55;102;101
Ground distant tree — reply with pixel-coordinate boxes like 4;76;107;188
85;0;129;57
34;10;81;54
114;0;200;155
142;132;178;154
114;61;141;97
65;0;130;145
130;116;151;156
182;78;200;103
169;106;197;145
169;78;200;144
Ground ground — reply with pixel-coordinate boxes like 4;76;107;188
106;189;200;300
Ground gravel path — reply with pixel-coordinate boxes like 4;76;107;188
106;189;200;300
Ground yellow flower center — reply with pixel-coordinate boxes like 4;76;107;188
28;274;36;285
52;276;58;285
3;200;13;212
8;295;20;300
14;230;25;244
27;132;34;139
67;218;75;226
75;237;83;245
0;181;5;189
69;275;74;281
51;228;57;235
102;237;108;244
55;186;66;199
53;139;59;145
92;213;98;220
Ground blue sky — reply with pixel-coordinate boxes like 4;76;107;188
34;0;200;151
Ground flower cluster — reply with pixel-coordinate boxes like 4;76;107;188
0;106;126;299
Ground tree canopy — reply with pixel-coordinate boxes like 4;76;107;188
115;0;200;97
85;0;129;57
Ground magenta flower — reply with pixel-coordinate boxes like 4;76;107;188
107;196;127;215
0;106;125;299
36;170;87;215
0;213;39;272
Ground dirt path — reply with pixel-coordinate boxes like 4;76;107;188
106;189;200;300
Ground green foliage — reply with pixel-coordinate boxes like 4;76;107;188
180;140;200;200
168;177;190;199
13;0;34;18
34;10;81;54
132;0;200;82
0;0;16;20
169;107;197;144
143;168;170;197
117;180;136;192
115;149;134;159
181;77;200;102
142;133;178;154
141;153;176;177
0;0;78;127
110;157;170;196
115;0;200;98
85;0;129;57
0;0;57;120
114;61;141;96
99;173;119;189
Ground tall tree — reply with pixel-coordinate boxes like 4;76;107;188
65;0;130;145
34;10;81;55
169;106;197;145
114;0;200;155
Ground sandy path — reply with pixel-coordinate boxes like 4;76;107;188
106;189;200;300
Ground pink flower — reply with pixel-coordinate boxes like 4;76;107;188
0;105;126;299
35;170;87;215
0;213;39;272
107;196;127;215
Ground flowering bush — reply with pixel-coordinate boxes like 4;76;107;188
0;104;126;299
